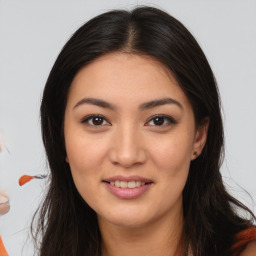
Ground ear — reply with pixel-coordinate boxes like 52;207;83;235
191;117;209;160
65;156;69;163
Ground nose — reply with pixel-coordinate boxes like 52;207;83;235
108;123;147;168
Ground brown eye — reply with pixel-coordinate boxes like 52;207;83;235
81;115;110;126
152;116;165;126
91;116;104;125
146;115;177;127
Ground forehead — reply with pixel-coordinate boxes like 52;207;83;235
72;52;176;88
68;52;191;110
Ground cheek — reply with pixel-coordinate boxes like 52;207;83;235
65;134;108;207
148;133;192;211
149;132;193;174
65;132;108;174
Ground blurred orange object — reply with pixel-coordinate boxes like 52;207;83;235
19;174;47;186
18;175;34;186
0;235;9;256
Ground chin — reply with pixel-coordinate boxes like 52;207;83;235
108;216;149;228
97;207;152;228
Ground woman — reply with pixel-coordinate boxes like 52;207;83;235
32;6;256;256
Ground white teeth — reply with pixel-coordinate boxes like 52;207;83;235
120;181;127;188
128;181;136;188
109;180;148;188
136;181;141;187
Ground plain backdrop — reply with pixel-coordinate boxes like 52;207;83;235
0;0;255;255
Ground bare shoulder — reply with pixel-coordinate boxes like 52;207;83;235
240;241;256;256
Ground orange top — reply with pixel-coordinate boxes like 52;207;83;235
0;235;9;256
1;227;255;256
231;226;256;256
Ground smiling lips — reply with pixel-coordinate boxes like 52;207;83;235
103;176;153;199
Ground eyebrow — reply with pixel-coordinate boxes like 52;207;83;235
73;97;183;110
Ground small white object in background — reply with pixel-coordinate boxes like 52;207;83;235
0;194;10;215
0;138;10;216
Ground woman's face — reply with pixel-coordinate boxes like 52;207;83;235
64;53;207;228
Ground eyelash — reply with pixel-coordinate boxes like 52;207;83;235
81;114;178;128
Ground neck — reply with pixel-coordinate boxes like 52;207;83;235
98;206;184;256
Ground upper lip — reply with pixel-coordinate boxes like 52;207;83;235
103;175;153;183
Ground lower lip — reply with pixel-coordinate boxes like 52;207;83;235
104;182;152;199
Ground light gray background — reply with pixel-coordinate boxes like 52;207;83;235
0;0;255;255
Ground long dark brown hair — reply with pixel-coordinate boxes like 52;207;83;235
32;6;255;256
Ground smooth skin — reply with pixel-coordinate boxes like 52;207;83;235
64;52;208;256
241;242;256;256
